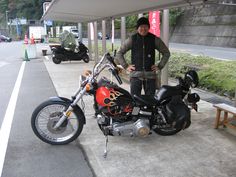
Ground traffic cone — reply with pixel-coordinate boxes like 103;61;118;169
24;49;30;61
30;34;35;44
24;34;28;44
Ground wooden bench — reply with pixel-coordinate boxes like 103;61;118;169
213;103;236;130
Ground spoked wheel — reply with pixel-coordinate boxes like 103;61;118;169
31;100;84;145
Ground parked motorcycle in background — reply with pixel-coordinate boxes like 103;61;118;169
51;41;89;64
31;53;200;157
51;30;89;64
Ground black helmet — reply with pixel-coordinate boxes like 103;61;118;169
136;17;150;29
184;70;199;88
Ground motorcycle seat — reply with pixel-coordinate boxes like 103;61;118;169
133;95;157;106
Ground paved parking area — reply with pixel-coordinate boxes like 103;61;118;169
43;57;236;177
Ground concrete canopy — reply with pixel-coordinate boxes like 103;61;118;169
43;0;209;22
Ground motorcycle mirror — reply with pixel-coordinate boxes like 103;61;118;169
82;70;92;77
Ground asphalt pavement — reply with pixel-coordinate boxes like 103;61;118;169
170;42;236;61
0;42;94;177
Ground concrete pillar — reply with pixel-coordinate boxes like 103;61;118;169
102;20;106;54
94;21;98;63
121;17;126;45
161;9;169;85
111;19;115;52
88;23;92;60
78;23;82;42
234;88;236;107
50;27;54;38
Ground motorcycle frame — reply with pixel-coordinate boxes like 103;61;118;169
53;54;116;129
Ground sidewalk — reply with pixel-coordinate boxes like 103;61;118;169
41;54;236;177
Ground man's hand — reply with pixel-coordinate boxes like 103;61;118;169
116;65;124;74
151;65;159;72
126;65;135;72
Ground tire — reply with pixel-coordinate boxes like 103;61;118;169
153;102;190;136
31;100;84;145
82;54;89;63
153;124;182;136
52;57;61;64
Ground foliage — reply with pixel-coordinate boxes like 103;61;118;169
0;0;44;24
48;37;60;43
169;52;236;97
169;8;184;26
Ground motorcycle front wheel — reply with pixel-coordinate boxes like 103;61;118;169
31;100;84;145
52;57;62;64
82;54;89;63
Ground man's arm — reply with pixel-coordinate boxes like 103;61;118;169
115;37;132;69
155;37;170;70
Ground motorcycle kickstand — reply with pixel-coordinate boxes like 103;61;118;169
103;136;108;158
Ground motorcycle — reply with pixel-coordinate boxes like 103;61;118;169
31;53;200;157
51;41;89;64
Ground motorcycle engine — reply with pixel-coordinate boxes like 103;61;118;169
97;115;150;137
113;118;150;137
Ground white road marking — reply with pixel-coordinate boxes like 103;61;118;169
0;61;26;177
0;61;10;68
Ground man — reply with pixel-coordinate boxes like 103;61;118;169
116;17;170;96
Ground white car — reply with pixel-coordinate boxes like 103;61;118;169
70;29;79;38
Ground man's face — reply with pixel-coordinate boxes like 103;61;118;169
137;25;149;36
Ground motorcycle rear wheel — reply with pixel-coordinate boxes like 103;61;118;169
82;54;89;63
153;125;182;136
31;100;84;145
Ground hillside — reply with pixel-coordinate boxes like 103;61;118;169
171;4;236;48
0;0;43;27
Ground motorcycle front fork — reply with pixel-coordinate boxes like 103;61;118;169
53;106;74;129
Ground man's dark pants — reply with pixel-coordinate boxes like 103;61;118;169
130;77;156;96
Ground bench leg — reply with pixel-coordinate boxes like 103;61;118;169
214;109;221;129
223;111;228;127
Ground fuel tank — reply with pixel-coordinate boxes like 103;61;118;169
96;77;133;116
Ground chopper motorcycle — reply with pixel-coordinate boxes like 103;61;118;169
31;53;200;156
51;41;89;64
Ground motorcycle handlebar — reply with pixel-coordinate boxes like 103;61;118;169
106;53;117;68
111;69;122;85
106;53;122;85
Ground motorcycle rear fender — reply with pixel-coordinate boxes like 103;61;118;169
165;98;191;130
49;96;86;125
